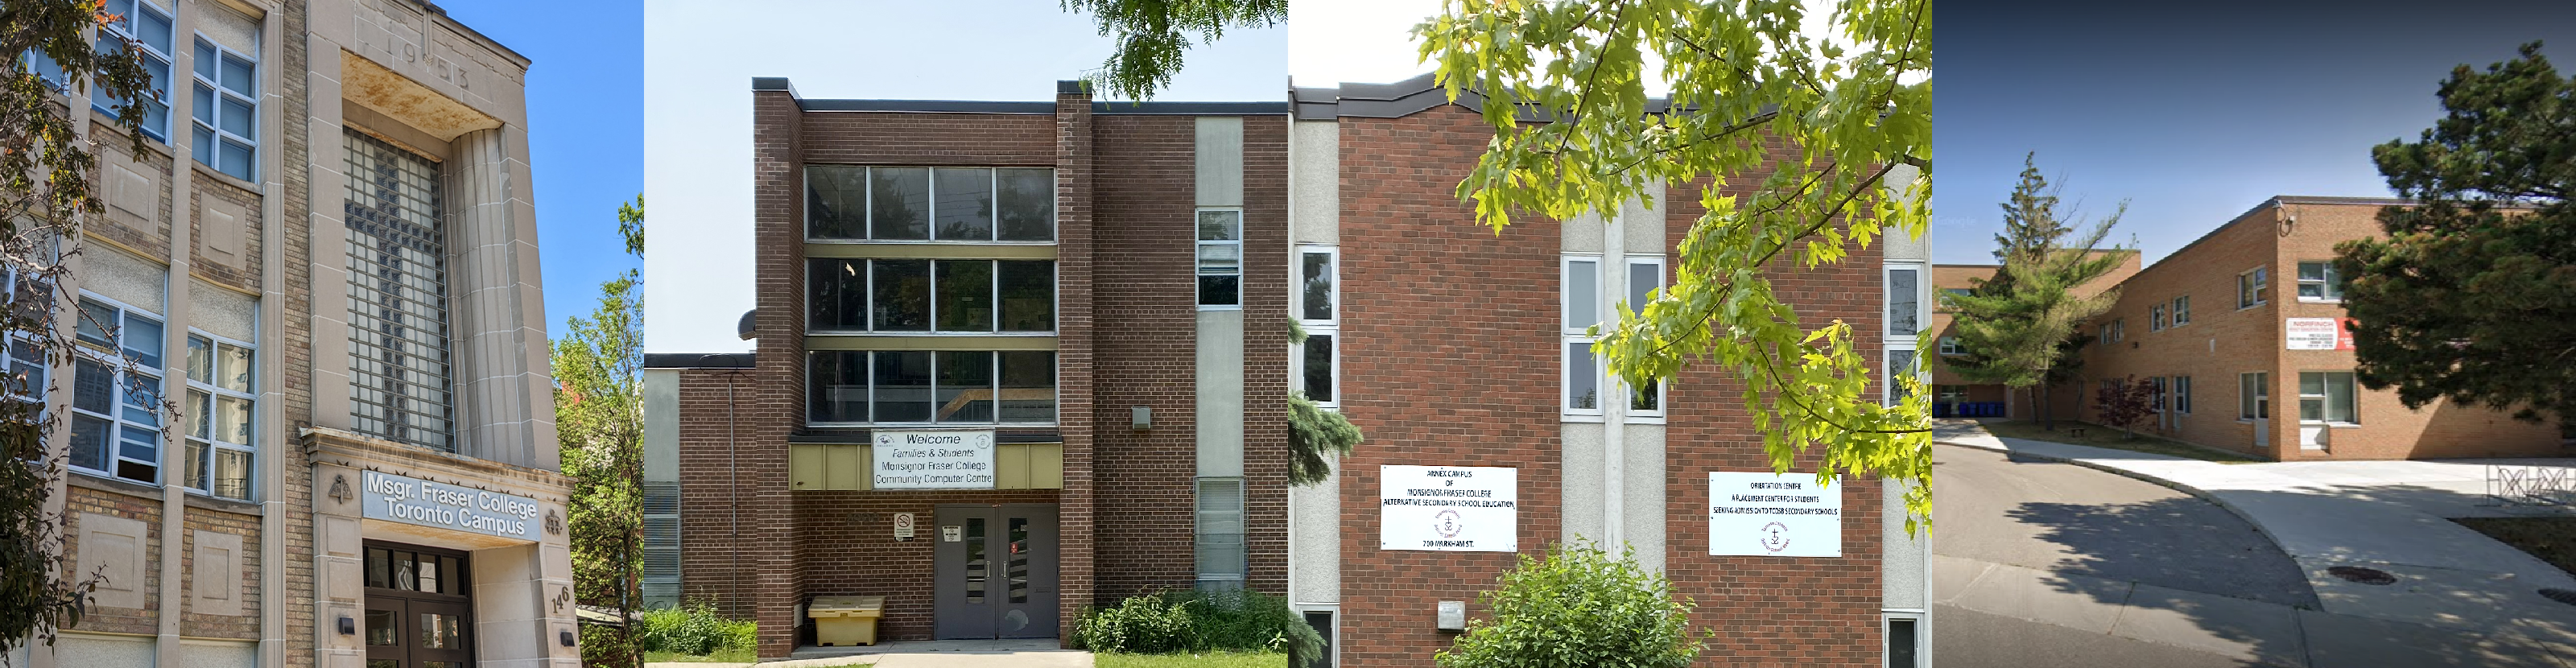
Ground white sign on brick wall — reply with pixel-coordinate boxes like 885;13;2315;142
1381;465;1517;552
1708;472;1843;557
873;430;997;489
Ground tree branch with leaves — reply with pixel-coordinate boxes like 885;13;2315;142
1061;0;1283;101
1415;0;1934;528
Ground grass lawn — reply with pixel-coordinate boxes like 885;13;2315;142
1096;651;1287;668
642;648;758;663
1975;419;2264;464
2455;517;2576;577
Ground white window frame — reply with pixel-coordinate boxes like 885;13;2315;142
2113;319;2124;342
1885;348;1920;406
2238;266;2268;309
189;34;258;181
2239;372;2268;422
68;291;167;486
2171;295;2191;327
802;349;1060;427
2295;261;2343;303
1625;255;1667;420
1196;208;1243;310
2151;376;2167;413
2175;375;2193;414
1938;336;1963;357
94;0;177;142
1562;255;1604;419
2149;304;2165;332
182;330;254;501
2297;370;2359;427
1883;611;1926;668
1885;262;1926;343
2;268;50;403
1296;245;1340;410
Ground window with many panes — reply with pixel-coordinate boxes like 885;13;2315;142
1296;245;1338;407
2239;266;2268;308
1196;209;1241;307
70;295;166;485
2299;371;2357;424
184;333;253;500
2171;295;2190;326
191;35;258;181
806;166;1055;241
1563;257;1601;416
2296;262;2342;302
94;0;177;141
807;259;1054;333
344;129;454;451
2240;372;2268;420
807;350;1055;426
1627;256;1666;417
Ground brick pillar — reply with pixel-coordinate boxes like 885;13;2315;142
1053;80;1098;644
748;80;807;658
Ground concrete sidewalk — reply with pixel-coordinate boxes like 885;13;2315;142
1934;420;2576;653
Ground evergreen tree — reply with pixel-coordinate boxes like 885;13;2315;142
1945;155;2127;430
2335;43;2575;427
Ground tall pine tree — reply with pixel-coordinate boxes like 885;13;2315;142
1946;155;2128;430
2335;43;2575;428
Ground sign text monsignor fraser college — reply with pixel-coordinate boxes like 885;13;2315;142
873;430;997;489
1381;465;1517;552
361;470;543;541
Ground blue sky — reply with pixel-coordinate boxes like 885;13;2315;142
434;0;642;332
643;0;1286;353
1933;0;2576;266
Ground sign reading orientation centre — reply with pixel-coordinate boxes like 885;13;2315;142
361;470;543;541
2285;317;2355;351
1381;465;1517;552
1708;472;1842;558
873;430;997;489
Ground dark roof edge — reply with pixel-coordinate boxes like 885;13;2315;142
2131;195;2421;285
789;99;1287;115
645;353;754;369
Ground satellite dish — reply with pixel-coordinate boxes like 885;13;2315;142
737;309;758;340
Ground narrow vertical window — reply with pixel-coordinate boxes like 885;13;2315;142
2239;266;2268;307
1627;257;1666;416
1298;245;1339;407
1563;258;1601;416
345;130;453;451
184;332;255;500
191;31;259;180
1886;266;1919;336
2240;372;2268;420
68;295;165;485
95;0;177;141
2172;295;2190;325
1194;476;1248;588
1196;209;1242;307
1886;349;1918;406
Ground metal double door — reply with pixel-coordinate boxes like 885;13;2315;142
933;504;1059;639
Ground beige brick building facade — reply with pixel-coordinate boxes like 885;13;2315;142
17;2;572;667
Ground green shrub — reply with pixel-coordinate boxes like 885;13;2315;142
1435;542;1704;668
1074;588;1325;663
633;601;756;657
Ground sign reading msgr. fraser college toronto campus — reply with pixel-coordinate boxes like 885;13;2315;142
1708;472;1842;558
1381;465;1517;552
361;470;543;541
873;430;997;489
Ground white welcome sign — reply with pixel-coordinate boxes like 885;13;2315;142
361;470;543;541
1381;465;1517;552
873;430;997;489
1708;472;1843;557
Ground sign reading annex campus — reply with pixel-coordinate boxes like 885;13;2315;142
1381;465;1517;552
361;470;543;541
1708;472;1842;557
873;430;997;489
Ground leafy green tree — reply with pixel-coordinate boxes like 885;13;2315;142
2335;42;2575;427
2;1;161;659
558;197;646;667
1061;0;1283;100
1943;155;2125;431
1435;542;1703;668
1414;0;1934;525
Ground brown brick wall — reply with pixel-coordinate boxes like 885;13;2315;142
64;484;163;635
2064;200;2564;460
180;505;262;639
1333;105;1567;666
1662;168;1888;667
1086;113;1203;600
791;489;1061;641
1238;114;1292;596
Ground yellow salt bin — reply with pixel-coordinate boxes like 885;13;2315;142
808;596;886;646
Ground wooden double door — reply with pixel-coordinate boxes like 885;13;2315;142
362;542;475;668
